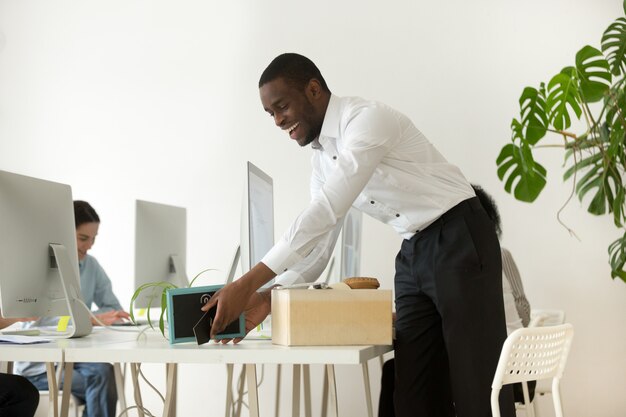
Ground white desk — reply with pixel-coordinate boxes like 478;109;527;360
61;332;391;417
0;327;139;417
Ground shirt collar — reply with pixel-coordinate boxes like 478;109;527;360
312;94;340;150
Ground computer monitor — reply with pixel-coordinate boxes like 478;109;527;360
225;162;274;284
0;170;92;337
134;200;188;308
240;161;274;275
339;207;362;278
324;207;363;284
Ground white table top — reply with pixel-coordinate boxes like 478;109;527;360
63;330;392;365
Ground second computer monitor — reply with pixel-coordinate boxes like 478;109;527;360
134;200;187;309
240;161;274;274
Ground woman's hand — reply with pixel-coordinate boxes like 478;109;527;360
93;310;131;326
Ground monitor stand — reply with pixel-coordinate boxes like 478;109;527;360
226;246;241;284
49;244;93;338
169;254;189;288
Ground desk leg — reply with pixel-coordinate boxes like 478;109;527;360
245;364;259;417
130;363;145;417
163;363;177;417
362;362;373;417
321;366;328;417
302;365;312;417
113;363;127;413
225;364;234;417
60;362;74;417
292;365;301;417
46;362;59;417
325;365;338;417
275;364;282;417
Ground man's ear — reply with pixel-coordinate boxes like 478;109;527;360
306;79;322;99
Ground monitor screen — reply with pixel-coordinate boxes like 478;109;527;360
0;170;91;336
240;162;274;275
134;200;187;309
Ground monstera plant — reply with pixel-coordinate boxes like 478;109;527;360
496;1;626;282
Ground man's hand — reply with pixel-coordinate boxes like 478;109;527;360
217;290;272;344
201;279;255;340
93;310;131;326
202;262;276;340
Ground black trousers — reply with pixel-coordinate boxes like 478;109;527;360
0;373;40;417
393;197;515;417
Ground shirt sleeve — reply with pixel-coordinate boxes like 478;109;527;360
501;248;531;327
262;104;398;275
91;259;123;313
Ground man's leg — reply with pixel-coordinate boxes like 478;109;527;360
393;237;455;417
73;363;117;417
430;198;515;417
377;359;395;417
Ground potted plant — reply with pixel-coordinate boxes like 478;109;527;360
129;268;216;336
496;1;626;282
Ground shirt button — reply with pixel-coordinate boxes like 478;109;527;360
370;201;375;204
396;214;400;217
332;156;337;160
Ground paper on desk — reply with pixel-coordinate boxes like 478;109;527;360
0;335;51;344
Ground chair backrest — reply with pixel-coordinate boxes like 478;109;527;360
529;309;566;327
492;323;574;388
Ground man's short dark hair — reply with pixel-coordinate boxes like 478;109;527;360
259;53;330;93
471;184;502;237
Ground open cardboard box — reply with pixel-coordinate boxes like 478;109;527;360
271;288;392;346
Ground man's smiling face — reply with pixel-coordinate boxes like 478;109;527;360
260;77;325;147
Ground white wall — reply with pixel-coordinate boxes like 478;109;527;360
1;0;625;416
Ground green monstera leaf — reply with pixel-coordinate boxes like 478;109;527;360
576;45;612;103
602;16;626;76
519;85;548;144
609;232;626;282
497;143;547;202
546;67;582;130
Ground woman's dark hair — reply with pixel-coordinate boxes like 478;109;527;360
471;184;502;237
73;200;100;228
259;53;330;93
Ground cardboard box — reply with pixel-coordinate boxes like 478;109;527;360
271;289;392;346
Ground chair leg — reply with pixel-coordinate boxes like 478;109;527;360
552;379;564;417
490;388;502;417
522;382;535;417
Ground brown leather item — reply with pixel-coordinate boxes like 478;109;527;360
343;277;380;289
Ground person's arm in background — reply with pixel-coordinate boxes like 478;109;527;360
501;248;531;327
89;257;130;324
0;314;18;330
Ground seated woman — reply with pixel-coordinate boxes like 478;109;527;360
378;185;533;417
16;200;129;417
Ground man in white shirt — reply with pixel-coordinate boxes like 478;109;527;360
203;53;514;417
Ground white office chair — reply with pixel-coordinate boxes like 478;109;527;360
491;323;574;417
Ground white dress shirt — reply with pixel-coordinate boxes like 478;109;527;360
265;94;474;285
